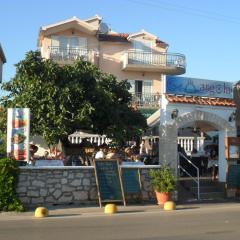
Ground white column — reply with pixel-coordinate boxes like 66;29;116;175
218;130;226;182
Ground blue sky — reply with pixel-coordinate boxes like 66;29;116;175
1;0;240;86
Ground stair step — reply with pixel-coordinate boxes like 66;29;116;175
178;178;226;202
191;186;224;193
200;192;225;199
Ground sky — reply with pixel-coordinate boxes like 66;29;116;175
1;0;240;87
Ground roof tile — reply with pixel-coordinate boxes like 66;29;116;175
165;95;235;107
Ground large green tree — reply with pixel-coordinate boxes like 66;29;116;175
1;51;146;146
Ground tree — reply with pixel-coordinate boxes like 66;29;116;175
1;51;146;146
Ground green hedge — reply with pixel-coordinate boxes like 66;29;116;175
0;158;24;211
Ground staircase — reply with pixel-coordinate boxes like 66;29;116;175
178;177;226;203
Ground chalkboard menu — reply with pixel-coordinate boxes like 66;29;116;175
121;168;141;194
227;165;240;187
94;160;126;207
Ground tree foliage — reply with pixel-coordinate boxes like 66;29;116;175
0;158;24;212
1;51;146;145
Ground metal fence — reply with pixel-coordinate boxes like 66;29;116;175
131;92;161;107
127;51;186;68
49;47;92;62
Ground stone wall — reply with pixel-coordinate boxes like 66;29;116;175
17;166;161;207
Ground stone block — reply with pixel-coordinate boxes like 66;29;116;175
58;195;73;203
28;190;39;197
19;197;30;204
18;175;27;182
45;196;55;203
31;197;44;204
89;188;97;200
62;185;75;192
63;171;68;177
55;184;61;189
68;173;74;179
16;186;27;193
46;179;60;184
75;173;84;178
70;179;81;186
83;178;90;186
40;189;48;197
48;188;56;193
73;191;88;201
61;178;68;184
32;180;45;188
53;189;62;199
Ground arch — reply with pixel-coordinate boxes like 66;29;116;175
159;109;236;182
174;110;235;132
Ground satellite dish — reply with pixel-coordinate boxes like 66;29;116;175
99;22;109;34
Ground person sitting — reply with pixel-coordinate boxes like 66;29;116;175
95;146;105;159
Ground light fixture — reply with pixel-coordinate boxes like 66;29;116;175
229;111;236;122
171;109;179;119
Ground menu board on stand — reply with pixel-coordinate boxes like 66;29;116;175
94;160;126;207
225;137;240;196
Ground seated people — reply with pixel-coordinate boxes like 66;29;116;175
95;146;106;159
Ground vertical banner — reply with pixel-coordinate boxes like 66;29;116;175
7;108;30;162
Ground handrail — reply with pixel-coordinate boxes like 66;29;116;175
127;50;186;68
48;46;92;62
131;92;161;107
178;152;200;200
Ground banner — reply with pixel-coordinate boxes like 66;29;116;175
166;76;233;99
7;108;30;161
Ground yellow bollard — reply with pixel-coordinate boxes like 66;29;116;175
163;201;176;211
34;207;49;218
104;204;118;214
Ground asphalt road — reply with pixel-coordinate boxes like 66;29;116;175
1;204;240;240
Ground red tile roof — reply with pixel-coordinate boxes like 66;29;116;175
109;33;129;38
166;95;236;107
98;33;168;46
98;33;129;42
156;38;168;47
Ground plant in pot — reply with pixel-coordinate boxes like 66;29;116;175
149;165;176;205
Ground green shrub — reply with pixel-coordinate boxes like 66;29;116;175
149;166;176;193
0;158;24;212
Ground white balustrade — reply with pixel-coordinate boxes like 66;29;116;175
68;132;110;146
178;136;205;155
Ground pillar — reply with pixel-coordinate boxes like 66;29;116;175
159;123;178;173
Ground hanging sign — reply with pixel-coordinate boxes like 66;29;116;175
7;108;30;161
166;76;233;99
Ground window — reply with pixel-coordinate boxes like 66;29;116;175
50;36;88;60
128;80;153;106
132;39;153;64
51;36;87;49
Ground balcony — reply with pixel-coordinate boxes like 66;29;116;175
48;47;96;65
131;92;161;108
122;51;186;75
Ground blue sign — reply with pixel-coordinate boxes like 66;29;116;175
166;76;233;99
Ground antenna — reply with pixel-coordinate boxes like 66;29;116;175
99;22;109;34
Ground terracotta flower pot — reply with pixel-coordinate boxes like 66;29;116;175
155;191;170;205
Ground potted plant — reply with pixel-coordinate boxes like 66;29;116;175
149;165;176;205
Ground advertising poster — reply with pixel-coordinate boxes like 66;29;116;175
166;76;233;99
7;108;30;161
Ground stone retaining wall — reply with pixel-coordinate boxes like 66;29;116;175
17;166;161;207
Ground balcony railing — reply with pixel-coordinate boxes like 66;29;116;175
123;51;186;74
131;92;161;108
48;46;94;63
